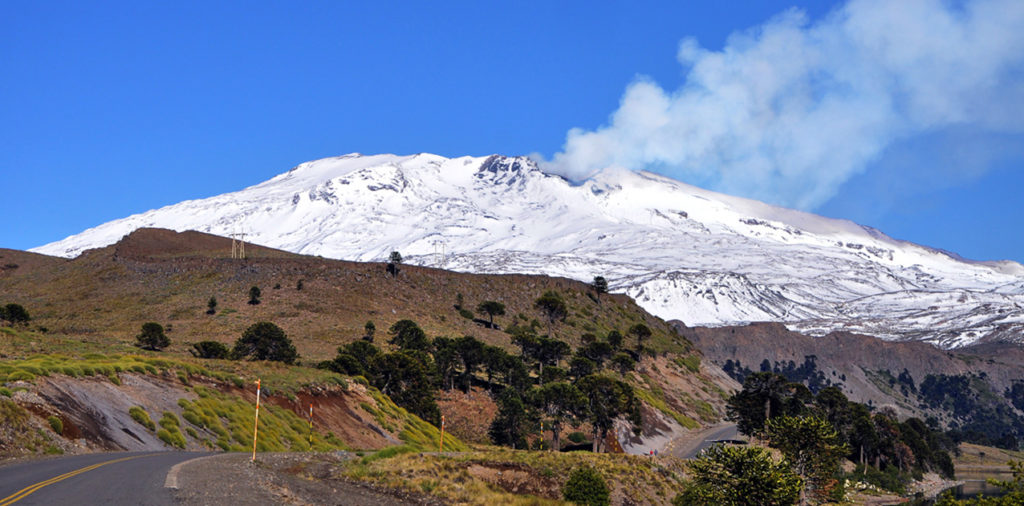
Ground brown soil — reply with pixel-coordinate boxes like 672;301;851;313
436;387;497;445
465;461;560;499
174;452;443;505
7;371;410;453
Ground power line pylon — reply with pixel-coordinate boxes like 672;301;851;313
231;232;247;259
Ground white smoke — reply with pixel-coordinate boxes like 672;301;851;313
543;0;1024;210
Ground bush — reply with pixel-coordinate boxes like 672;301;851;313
129;406;156;431
47;415;63;435
2;303;30;325
568;431;587;444
157;428;186;449
7;370;35;382
190;341;229;359
563;466;610;506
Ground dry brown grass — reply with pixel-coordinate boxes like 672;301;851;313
343;447;687;505
0;228;688;363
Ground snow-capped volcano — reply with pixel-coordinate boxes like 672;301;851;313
33;153;1024;348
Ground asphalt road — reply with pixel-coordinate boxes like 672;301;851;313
0;451;210;506
665;423;742;459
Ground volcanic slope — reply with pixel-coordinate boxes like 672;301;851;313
31;154;1024;349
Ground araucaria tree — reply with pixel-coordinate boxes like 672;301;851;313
387;251;402;277
534;291;567;338
592;276;608;303
676;444;802;506
628;323;651;353
577;374;642;452
136;322;170;351
489;388;532;449
388;319;430;351
763;415;848;504
530;381;587;451
369;350;440;425
233;321;297;364
476;300;506;328
727;372;810;435
248;286;261;305
363;320;376;342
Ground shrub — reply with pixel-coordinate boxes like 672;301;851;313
2;303;30;325
7;370;35;382
458;308;474;320
47;415;63;435
190;341;229;359
157;428;186;449
568;431;587;444
129;406;156;431
563;466;610;506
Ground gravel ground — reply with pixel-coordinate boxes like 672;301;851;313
172;452;445;505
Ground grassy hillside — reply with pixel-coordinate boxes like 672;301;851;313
0;228;736;458
1;228;688;361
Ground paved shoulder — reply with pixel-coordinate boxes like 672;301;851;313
0;451;210;506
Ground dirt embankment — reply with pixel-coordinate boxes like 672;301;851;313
4;372;409;456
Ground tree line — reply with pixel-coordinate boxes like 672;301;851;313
721;371;955;501
318;290;647;451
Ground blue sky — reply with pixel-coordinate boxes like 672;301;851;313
2;0;1023;262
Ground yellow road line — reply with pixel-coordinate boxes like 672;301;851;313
0;453;155;506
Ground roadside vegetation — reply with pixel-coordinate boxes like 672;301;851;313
343;447;684;505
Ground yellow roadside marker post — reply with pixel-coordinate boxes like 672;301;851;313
252;378;261;462
308;403;313;448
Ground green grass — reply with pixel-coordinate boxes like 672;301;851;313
176;385;349;452
0;398;55;455
674;355;701;373
47;415;63;435
365;387;467;452
634;387;698;430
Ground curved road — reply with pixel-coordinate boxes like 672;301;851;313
664;423;742;459
0;451;209;506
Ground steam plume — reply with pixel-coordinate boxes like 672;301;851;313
544;0;1024;210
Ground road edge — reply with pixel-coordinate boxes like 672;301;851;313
164;454;221;489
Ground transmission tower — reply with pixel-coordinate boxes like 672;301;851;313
432;240;446;267
231;232;247;259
